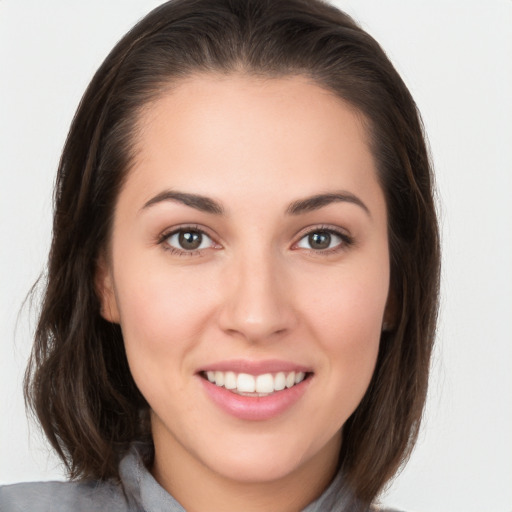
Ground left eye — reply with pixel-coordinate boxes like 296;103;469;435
296;230;344;251
165;229;214;251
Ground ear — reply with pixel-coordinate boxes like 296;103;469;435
95;253;120;323
382;289;398;332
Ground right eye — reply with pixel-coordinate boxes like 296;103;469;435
163;228;216;254
296;230;343;251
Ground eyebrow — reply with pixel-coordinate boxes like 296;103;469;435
141;189;369;217
286;192;370;217
141;191;225;215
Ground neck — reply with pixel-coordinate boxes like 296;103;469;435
151;428;341;512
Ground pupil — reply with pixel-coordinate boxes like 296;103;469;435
179;231;202;250
309;232;331;250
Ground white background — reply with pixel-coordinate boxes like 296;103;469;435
1;1;511;511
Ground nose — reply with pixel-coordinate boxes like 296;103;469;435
218;250;298;343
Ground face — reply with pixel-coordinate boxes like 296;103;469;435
98;74;390;488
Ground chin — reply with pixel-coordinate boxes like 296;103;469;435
201;432;334;485
208;451;307;484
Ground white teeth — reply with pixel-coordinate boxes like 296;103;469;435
204;370;307;394
224;371;237;390
214;371;224;387
256;373;274;393
237;373;255;392
274;372;286;391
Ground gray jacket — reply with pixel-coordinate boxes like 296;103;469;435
0;444;400;511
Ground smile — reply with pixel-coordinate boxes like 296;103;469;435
198;364;313;420
203;370;307;396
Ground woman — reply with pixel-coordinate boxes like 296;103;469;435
0;0;440;510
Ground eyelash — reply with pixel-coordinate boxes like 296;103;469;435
157;224;354;257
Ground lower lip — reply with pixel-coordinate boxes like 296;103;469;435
199;375;311;421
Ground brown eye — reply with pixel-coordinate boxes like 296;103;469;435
308;232;331;250
165;229;213;252
179;230;203;250
296;229;345;251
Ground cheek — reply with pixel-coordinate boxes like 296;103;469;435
303;264;389;342
318;288;383;383
112;260;217;362
313;287;384;427
112;261;221;409
301;261;388;393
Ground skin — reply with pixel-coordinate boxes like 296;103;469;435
98;74;391;512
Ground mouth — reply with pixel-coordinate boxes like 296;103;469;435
200;370;312;397
197;362;313;420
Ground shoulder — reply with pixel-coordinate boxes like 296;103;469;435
0;479;130;512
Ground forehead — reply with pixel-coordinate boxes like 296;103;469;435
122;73;381;213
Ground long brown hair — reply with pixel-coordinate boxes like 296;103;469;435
25;0;440;506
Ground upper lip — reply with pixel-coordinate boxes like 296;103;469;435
197;359;312;375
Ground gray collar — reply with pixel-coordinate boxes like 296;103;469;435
119;443;362;512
